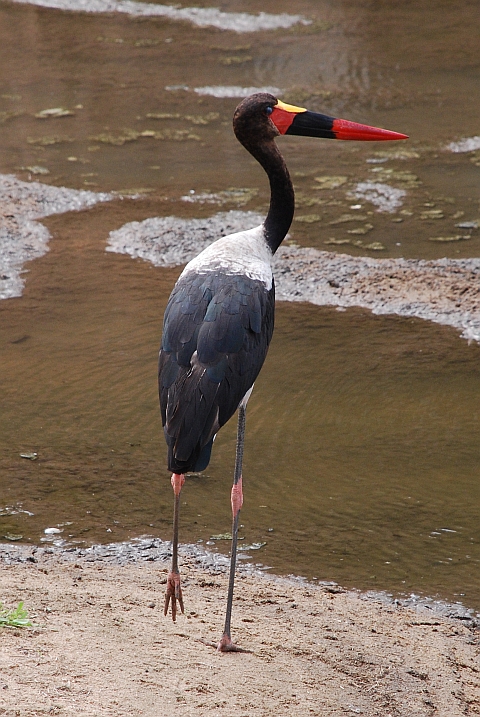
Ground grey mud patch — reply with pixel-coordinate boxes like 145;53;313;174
165;85;283;98
350;182;406;213
106;211;263;266
1;538;478;628
0;174;111;299
446;136;480;153
193;86;283;98
10;0;310;32
107;211;480;343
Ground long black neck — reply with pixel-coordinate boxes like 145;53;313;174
243;139;295;254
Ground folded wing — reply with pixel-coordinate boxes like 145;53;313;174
159;271;275;474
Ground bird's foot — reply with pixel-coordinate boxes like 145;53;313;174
164;570;184;622
216;633;251;653
198;635;251;653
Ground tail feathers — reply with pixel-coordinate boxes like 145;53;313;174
166;433;215;474
193;437;215;472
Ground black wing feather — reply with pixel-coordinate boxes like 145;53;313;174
159;270;274;474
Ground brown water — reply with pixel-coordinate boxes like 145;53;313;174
0;0;479;608
1;0;479;258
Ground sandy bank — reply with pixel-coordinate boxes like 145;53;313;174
1;540;479;716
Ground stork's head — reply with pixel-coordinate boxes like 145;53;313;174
233;92;408;146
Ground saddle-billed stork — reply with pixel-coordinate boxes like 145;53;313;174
158;93;407;651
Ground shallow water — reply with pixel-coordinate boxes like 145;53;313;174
1;0;479;258
0;0;479;609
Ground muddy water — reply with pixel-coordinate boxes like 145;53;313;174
1;0;479;258
0;1;479;608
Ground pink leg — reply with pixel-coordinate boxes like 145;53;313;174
164;473;185;622
171;472;185;497
231;475;243;516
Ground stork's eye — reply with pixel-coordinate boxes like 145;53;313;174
265;106;273;115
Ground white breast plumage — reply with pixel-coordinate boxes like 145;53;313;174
180;224;273;290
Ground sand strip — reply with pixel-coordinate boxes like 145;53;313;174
1;540;479;716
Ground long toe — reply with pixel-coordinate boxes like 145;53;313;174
164;570;184;622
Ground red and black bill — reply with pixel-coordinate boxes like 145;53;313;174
270;99;408;142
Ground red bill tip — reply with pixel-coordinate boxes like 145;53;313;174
333;118;408;141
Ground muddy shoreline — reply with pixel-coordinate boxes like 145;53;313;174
2;537;479;627
1;538;479;716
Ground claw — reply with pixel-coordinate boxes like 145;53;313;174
216;632;250;653
164;570;184;622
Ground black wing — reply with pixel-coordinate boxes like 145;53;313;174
159;270;275;474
